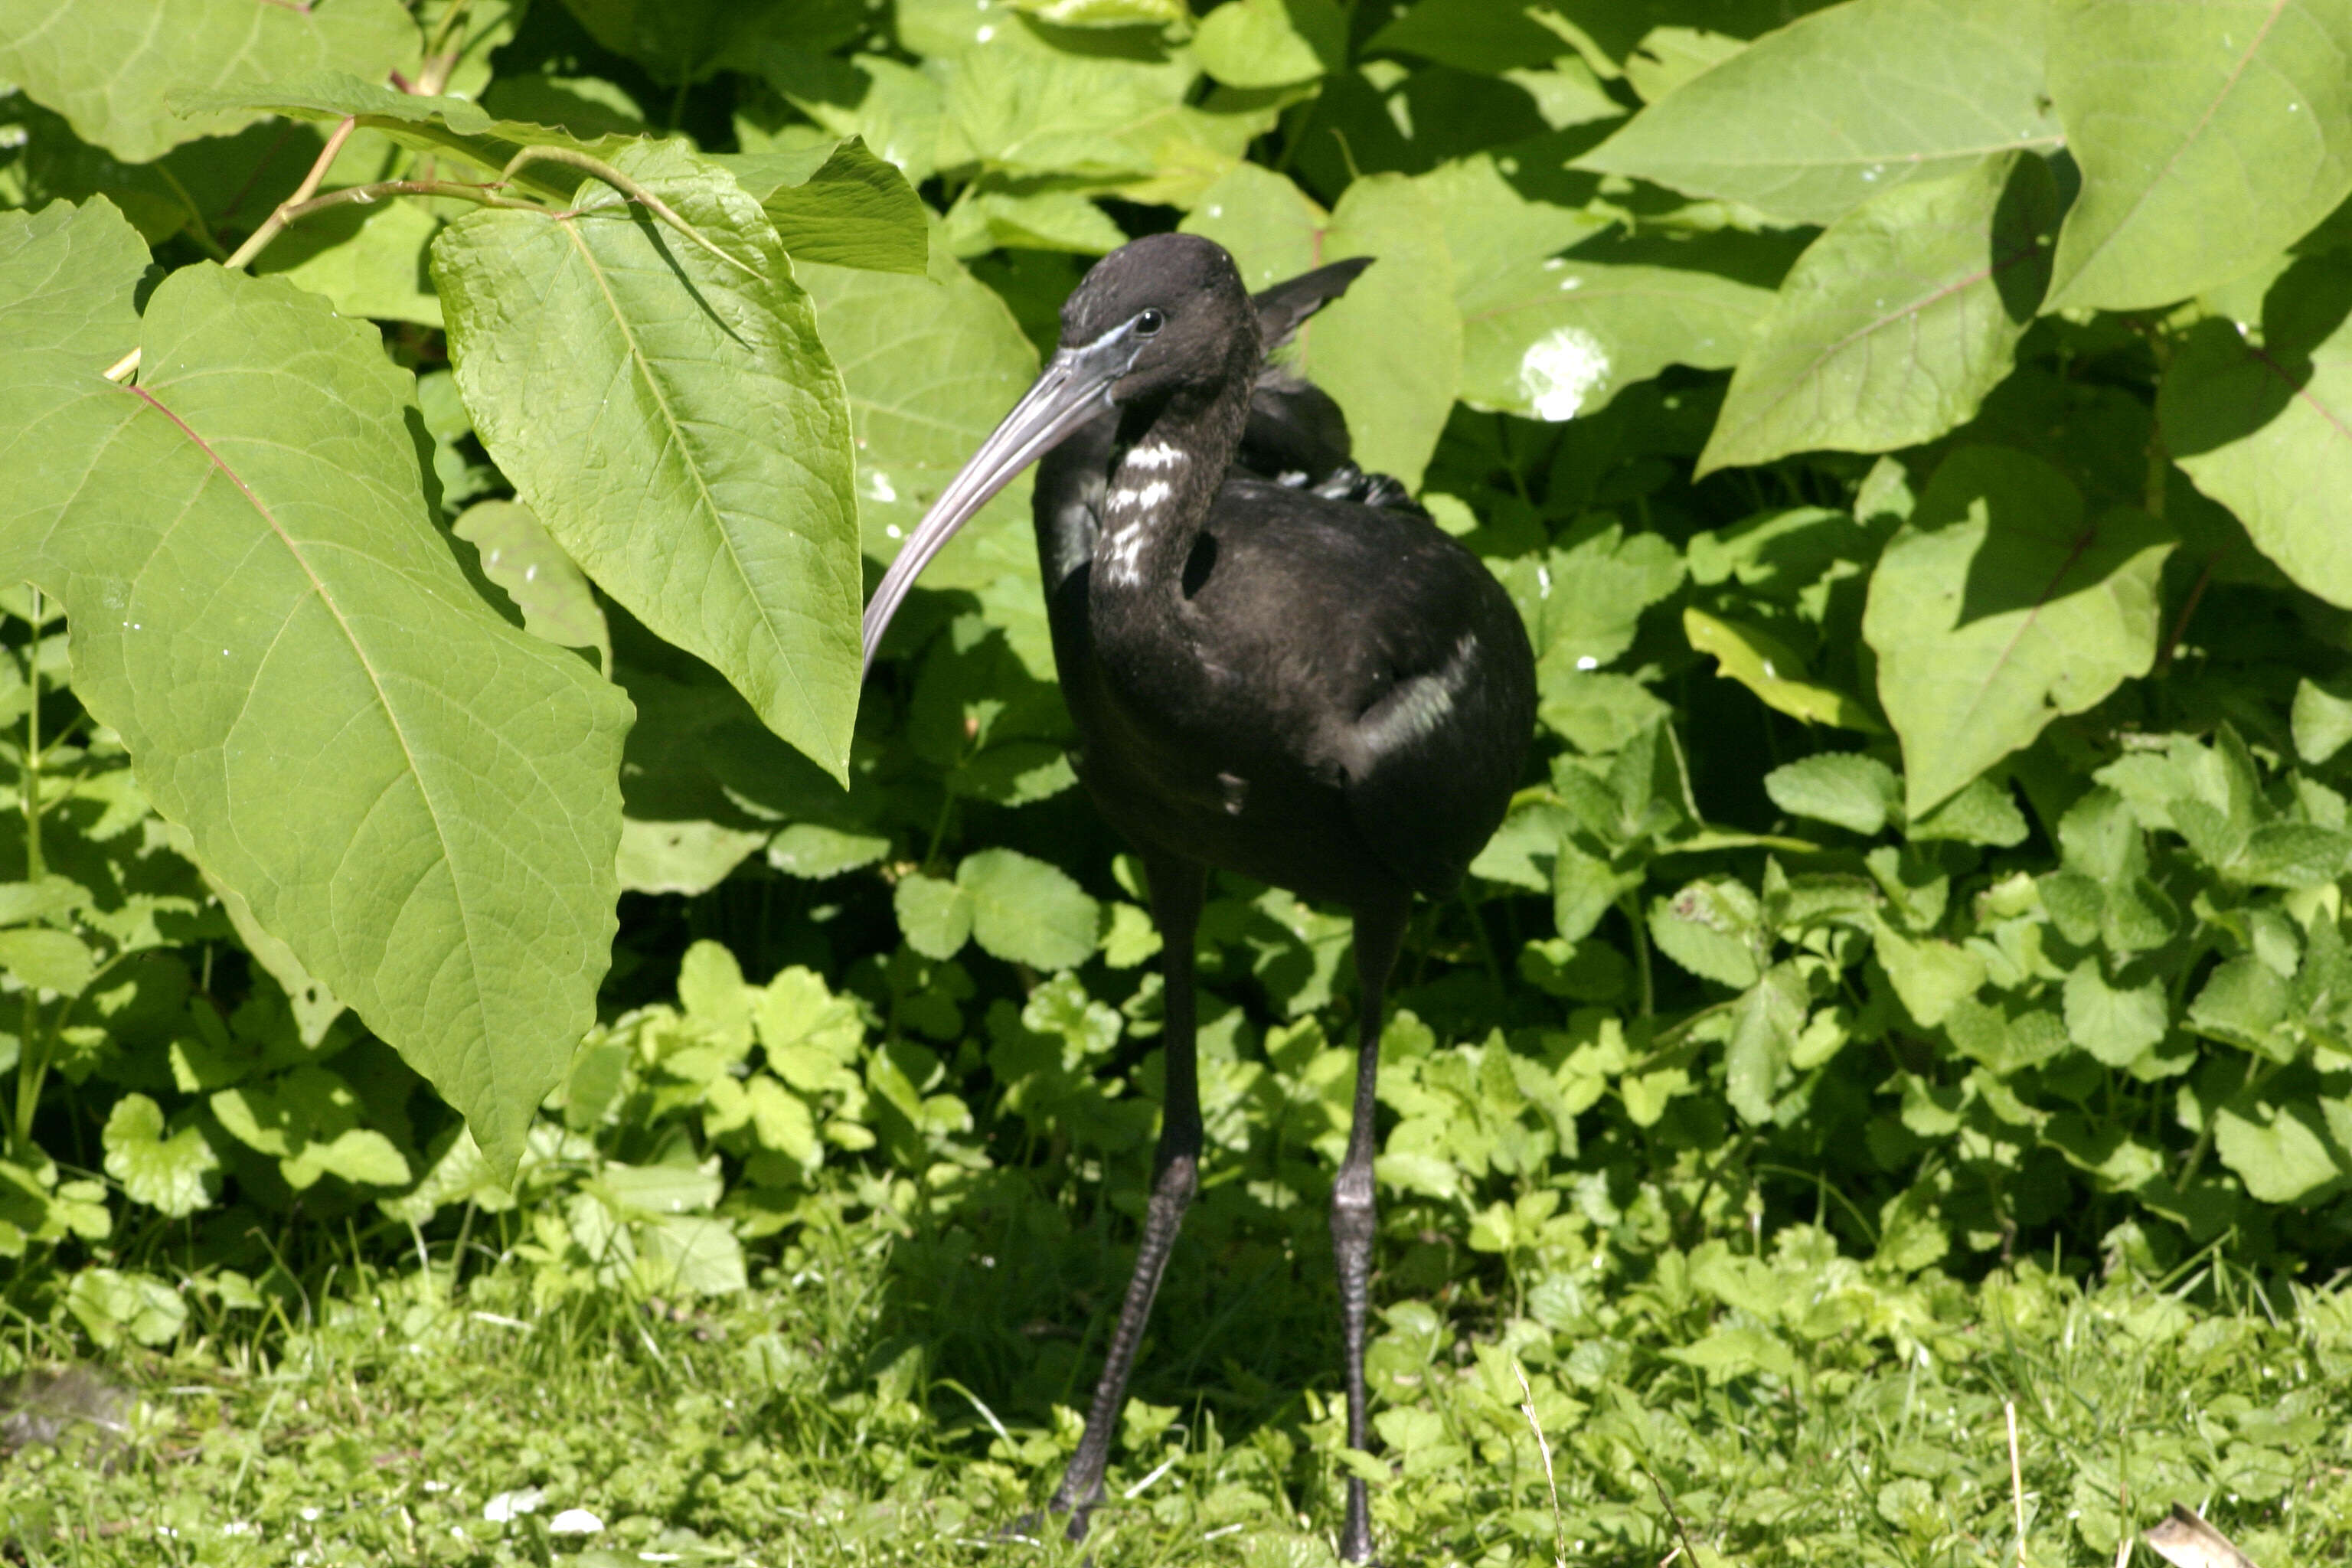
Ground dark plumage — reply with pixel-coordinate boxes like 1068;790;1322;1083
861;234;1536;1564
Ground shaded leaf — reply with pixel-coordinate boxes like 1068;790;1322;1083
1863;447;2174;815
2161;256;2352;609
712;137;929;274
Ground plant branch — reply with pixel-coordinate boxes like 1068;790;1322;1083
500;145;760;280
224;115;358;271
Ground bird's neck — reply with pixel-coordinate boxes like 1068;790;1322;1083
1089;385;1244;612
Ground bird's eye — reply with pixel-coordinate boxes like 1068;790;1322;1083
1135;308;1165;336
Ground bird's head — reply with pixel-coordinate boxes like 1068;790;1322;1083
860;234;1262;674
1056;232;1261;409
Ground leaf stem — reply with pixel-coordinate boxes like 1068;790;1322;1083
224;115;359;271
498;145;760;280
1619;890;1654;1018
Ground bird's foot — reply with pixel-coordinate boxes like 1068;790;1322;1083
998;1497;1094;1551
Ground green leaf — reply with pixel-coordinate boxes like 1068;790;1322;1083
0;218;629;1179
1650;878;1766;990
1460;256;1771;424
959;848;1100;971
0;0;420;162
1364;0;1569;73
1011;0;1190;26
1185;167;1461;487
434;139;861;777
1726;965;1805;1124
452;500;611;671
2295;676;2352;764
2214;1086;2352;1204
766;823;890;880
940;16;1273;191
1496;520;1684;670
1194;0;1332;88
1765;753;1900;835
2161;258;2352;609
252;196;445;328
1907;774;2030;848
64;1266;185;1348
760;55;948;186
896;872;976;960
710;138;929;274
638;1214;748;1295
2063;961;2169;1067
552;0;806;84
101;1093;220;1218
1863;447;2175;815
1872;916;1984;1027
1413;153;1615;305
2044;0;2352;312
616;820;768;897
1574;0;2060;225
0;196;147;361
2190;956;2292;1059
1684;607;1882;732
1699;152;2058;473
942;188;1128;258
797;248;1040;574
1553;841;1638;944
0;927;93;995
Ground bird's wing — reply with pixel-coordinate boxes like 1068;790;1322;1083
1200;482;1537;897
1253;257;1374;349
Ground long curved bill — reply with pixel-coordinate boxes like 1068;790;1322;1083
861;325;1144;675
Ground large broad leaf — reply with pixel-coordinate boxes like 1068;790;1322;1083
710;138;929;274
796;245;1041;577
2045;0;2352;312
1185;166;1460;486
177;73;635;198
0;202;632;1178
1459;256;1771;423
434;139;862;778
1574;0;2060;226
2161;254;2352;608
940;17;1276;191
1699;152;2058;474
0;0;419;162
1863;447;2174;815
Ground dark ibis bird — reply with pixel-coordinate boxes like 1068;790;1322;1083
861;233;1537;1563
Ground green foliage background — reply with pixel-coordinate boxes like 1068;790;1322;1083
5;0;2352;1560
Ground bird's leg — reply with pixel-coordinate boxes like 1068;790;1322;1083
1332;897;1408;1565
1048;851;1208;1539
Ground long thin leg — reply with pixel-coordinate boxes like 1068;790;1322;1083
1049;848;1209;1537
1332;897;1408;1564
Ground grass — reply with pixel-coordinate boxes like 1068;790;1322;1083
4;1177;2350;1568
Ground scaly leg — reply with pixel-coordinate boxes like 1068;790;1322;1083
1332;897;1407;1564
1049;848;1208;1538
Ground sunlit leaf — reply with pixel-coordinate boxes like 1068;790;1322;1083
1699;152;2057;473
0;0;419;162
2044;0;2352;312
1575;0;2059;225
0;202;630;1178
435;139;861;776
